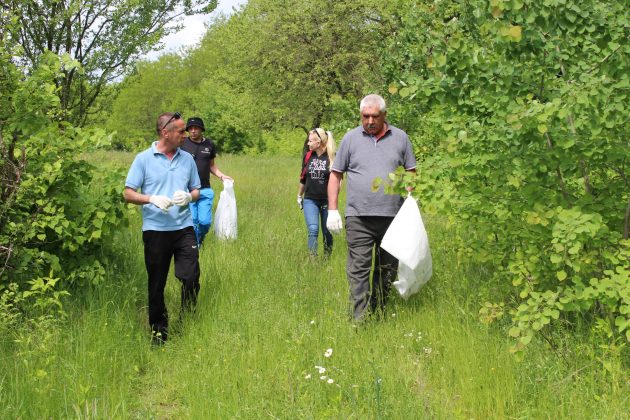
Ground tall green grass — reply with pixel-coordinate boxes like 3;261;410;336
0;154;627;418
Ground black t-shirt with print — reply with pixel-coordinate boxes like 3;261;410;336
300;152;330;201
181;137;217;188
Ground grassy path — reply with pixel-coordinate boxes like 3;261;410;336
0;154;627;418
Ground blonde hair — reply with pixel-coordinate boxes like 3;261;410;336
312;128;336;169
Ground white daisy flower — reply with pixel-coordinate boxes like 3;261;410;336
324;348;333;358
327;378;334;384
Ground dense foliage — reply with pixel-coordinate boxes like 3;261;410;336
1;15;126;326
384;0;629;351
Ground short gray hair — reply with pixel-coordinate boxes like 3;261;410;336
359;94;386;113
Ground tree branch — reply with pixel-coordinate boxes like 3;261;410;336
544;132;572;204
624;195;630;240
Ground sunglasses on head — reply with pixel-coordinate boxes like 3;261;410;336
161;112;182;130
311;129;323;142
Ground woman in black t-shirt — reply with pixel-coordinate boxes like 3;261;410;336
297;128;337;256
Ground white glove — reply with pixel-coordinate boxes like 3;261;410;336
172;190;192;206
149;195;173;212
297;195;303;210
326;209;343;233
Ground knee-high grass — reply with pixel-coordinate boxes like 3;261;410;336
0;154;627;418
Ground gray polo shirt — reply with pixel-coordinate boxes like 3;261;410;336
332;124;416;217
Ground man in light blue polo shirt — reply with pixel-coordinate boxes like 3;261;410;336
327;94;416;321
124;112;201;344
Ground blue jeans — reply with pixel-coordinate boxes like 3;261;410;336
303;198;333;256
189;187;215;245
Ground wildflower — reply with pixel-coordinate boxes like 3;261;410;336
391;313;396;317
327;378;334;384
324;348;333;358
310;320;315;325
320;375;327;380
318;367;326;374
424;347;432;355
305;374;311;379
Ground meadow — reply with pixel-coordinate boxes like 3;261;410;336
0;154;627;418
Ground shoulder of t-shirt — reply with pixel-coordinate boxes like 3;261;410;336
340;125;364;144
178;148;195;161
137;145;155;160
179;146;193;155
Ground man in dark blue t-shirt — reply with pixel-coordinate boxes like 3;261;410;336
180;117;233;246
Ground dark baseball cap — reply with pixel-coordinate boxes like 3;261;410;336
186;117;205;131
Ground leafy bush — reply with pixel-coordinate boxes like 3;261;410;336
385;0;629;351
1;51;126;298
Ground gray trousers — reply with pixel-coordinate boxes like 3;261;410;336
345;216;399;320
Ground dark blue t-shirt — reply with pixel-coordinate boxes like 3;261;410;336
181;137;217;188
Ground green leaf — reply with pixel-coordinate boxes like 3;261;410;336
371;177;382;192
556;270;567;281
568;245;580;255
519;334;533;345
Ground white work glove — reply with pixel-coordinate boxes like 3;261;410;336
326;209;343;233
172;190;192;206
297;195;303;210
149;195;173;212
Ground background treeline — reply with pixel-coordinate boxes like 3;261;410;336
1;0;628;357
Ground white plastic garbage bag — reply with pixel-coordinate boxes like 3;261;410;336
381;196;432;299
213;179;237;240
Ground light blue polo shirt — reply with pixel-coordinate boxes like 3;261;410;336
332;124;416;217
125;142;201;231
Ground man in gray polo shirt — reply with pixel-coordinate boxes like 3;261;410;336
327;94;416;320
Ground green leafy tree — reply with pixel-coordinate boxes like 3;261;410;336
1;10;126;306
109;0;395;152
385;0;629;350
5;0;218;126
106;54;190;150
230;0;387;131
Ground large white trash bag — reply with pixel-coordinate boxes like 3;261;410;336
381;196;432;299
214;179;237;240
